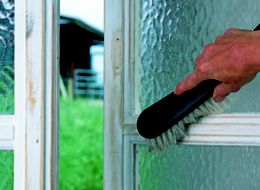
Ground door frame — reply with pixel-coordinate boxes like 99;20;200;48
14;0;59;189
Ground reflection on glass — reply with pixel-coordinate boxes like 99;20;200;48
138;0;260;113
0;151;14;190
138;145;260;190
0;0;14;114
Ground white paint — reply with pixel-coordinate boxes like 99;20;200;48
13;0;59;189
60;0;104;31
14;0;26;189
104;0;124;189
0;125;14;140
0;140;13;149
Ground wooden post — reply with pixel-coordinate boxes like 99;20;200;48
68;62;74;99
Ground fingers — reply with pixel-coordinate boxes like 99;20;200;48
213;83;231;102
175;71;206;95
215;28;251;44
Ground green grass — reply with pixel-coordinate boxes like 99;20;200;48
60;98;103;190
0;151;14;190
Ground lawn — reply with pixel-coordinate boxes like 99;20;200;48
60;98;103;190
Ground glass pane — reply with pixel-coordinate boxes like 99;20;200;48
137;0;260;113
0;151;14;190
0;0;14;114
137;145;260;190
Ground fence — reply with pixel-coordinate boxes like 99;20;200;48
73;69;103;98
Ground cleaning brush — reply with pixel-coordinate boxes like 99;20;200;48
137;79;230;149
137;23;260;150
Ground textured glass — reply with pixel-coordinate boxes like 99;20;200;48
138;0;260;113
138;145;260;190
0;151;14;190
0;0;14;114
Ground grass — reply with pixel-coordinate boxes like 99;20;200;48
60;98;103;190
0;151;13;190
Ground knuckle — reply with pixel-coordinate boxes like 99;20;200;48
204;43;213;51
224;28;236;34
215;35;224;42
197;63;207;73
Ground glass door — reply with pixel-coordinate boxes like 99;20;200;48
135;1;260;189
105;0;260;190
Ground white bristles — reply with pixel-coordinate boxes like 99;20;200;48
148;97;231;150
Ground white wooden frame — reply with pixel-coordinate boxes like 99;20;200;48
105;0;260;190
0;116;15;149
0;0;59;190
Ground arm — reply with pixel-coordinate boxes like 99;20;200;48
175;28;260;102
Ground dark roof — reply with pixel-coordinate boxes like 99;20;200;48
60;15;104;39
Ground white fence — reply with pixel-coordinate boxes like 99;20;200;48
74;69;103;98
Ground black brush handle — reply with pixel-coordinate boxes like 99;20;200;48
137;79;219;139
137;24;260;139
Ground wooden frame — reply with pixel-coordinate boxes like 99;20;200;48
11;0;59;190
104;0;124;189
0;116;15;149
105;0;260;189
45;0;60;189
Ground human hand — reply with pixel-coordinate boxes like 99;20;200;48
175;28;260;102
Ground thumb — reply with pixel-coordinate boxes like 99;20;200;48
213;83;231;102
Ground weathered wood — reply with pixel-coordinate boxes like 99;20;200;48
14;0;26;189
14;0;59;190
45;0;60;189
104;0;124;189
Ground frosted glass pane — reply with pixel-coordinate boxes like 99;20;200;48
137;145;260;190
138;0;260;113
0;151;14;190
0;0;14;114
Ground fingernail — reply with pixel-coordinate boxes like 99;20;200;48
214;96;223;102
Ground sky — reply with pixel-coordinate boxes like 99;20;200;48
60;0;104;32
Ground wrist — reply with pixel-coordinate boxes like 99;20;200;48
246;31;260;73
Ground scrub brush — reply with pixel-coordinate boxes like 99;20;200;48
137;24;260;150
137;79;230;149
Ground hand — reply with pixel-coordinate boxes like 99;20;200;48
175;28;260;102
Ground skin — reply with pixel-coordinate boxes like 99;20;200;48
175;28;260;102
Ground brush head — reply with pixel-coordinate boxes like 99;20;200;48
137;79;220;140
148;97;231;149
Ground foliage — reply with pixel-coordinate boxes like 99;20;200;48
60;98;103;190
0;151;13;190
0;64;14;113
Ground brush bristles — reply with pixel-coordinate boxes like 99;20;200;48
149;97;231;150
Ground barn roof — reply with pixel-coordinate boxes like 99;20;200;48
60;15;104;39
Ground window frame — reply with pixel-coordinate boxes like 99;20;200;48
0;0;59;190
